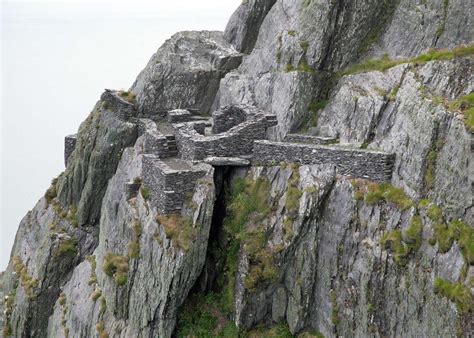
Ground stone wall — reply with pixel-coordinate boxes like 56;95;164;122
212;105;247;134
175;118;267;161
284;134;336;145
138;119;177;158
253;140;396;182
167;109;193;123
141;155;210;214
64;134;77;167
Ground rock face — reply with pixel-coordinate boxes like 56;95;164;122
224;0;277;54
131;31;242;117
2;1;473;337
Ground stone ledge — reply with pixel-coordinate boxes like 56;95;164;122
204;157;250;166
284;134;336;145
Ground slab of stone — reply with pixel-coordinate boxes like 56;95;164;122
284;134;337;145
204;157;250;167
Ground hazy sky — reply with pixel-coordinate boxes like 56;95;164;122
0;0;241;270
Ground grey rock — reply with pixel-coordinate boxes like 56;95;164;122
224;0;277;54
231;166;463;337
316;58;473;221
371;0;474;58
131;31;242;117
204;156;250;167
64;134;77;167
57;90;138;226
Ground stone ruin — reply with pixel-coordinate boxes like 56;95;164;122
64;91;396;214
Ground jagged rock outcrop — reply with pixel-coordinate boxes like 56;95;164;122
224;0;277;54
47;136;215;337
2;0;473;337
132;31;242;117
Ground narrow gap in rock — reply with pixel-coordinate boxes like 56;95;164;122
192;166;235;294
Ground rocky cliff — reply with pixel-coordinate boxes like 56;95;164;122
2;1;473;337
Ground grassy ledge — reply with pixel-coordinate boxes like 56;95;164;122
337;44;474;78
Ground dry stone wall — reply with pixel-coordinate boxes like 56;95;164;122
175;109;269;161
253;140;395;182
141;155;210;214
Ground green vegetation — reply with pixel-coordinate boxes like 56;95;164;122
330;290;340;326
434;278;473;314
156;214;197;252
140;186;151;200
300;100;328;130
287;30;297;37
56;237;78;258
127;220;142;259
338;44;474;78
86;255;98;286
99;296;107;316
96;321;109;338
381;216;423;267
284;64;295;72
449;220;474;265
176;293;239;338
435;0;450;38
91;289;102;302
224;176;277;292
297;59;316;74
66;205;78;227
2;289;16;336
424;139;444;191
447;92;474;132
300;41;309;52
118;90;136;103
285;165;302;218
12;256;39;298
58;292;69;338
283;61;315;74
45;177;59;204
247;323;293;338
364;182;414;211
424;202;474;263
103;252;129;286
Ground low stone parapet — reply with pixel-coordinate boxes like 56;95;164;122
175;109;268;161
204;157;250;167
167;109;194;123
253;140;395;182
284;134;336;145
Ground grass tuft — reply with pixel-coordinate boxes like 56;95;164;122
338;44;474;78
156;214;197;252
434;278;473;314
103;252;128;286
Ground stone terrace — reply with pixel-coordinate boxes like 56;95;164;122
64;98;397;213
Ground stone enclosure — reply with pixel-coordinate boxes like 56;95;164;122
64;95;396;214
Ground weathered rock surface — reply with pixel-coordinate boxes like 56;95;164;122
316;57;473;222
227;166;465;337
57;90;138;226
132;31;242;117
48;136;215;337
224;0;277;54
2;0;473;337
